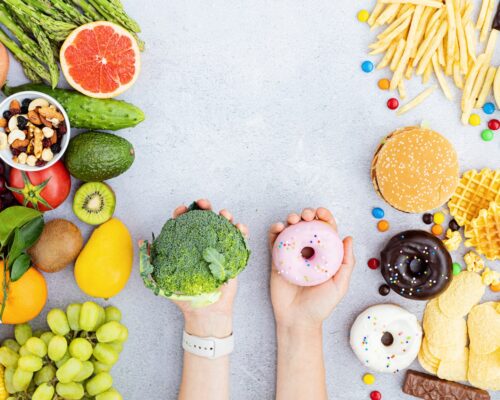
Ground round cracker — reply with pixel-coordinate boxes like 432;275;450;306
438;271;485;318
421;337;440;365
418;347;439;375
468;349;500;391
437;347;469;382
468;302;500;355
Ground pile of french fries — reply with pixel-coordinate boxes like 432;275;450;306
367;0;500;122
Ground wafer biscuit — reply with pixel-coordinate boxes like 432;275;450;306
465;202;500;261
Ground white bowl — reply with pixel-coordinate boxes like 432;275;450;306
0;91;71;172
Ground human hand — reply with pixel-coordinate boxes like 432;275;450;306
172;199;249;338
269;208;355;332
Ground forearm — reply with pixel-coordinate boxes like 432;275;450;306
276;324;327;400
178;314;233;400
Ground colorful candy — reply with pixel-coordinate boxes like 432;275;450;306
370;391;382;400
433;212;445;225
357;10;370;23
378;79;390;90
449;219;460;231
422;213;433;224
368;258;380;270
491;282;500;292
377;220;390;232
482;102;495;114
481;129;494;142
431;224;443;236
363;373;375;385
387;98;399;110
469;114;481;126
372;207;384;219
488;119;500;130
362;61;374;73
452;262;462;276
378;284;390;296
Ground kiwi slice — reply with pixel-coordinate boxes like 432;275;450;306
73;182;116;225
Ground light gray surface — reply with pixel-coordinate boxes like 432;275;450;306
1;0;500;399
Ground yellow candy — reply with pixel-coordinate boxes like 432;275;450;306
363;373;375;385
469;114;481;126
433;212;445;225
357;10;370;23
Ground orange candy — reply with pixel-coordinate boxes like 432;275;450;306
431;224;444;236
377;220;390;232
378;79;390;90
491;282;500;292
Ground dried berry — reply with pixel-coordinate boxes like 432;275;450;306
21;98;31;108
0;176;6;194
21;106;28;114
17;116;28;130
58;120;67;134
2;110;12;120
42;138;52;148
51;142;61;154
35;159;46;167
11;148;20;156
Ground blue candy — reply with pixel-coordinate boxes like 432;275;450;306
483;102;495;115
372;207;384;219
361;61;374;73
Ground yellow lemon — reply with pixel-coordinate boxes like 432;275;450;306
75;218;133;298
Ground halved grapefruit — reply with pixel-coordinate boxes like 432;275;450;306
60;21;141;99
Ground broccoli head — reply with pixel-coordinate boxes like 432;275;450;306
140;206;250;307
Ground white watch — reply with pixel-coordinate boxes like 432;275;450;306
182;330;234;359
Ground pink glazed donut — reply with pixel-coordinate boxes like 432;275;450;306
272;220;344;286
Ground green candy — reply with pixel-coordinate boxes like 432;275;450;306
452;262;462;276
481;129;494;142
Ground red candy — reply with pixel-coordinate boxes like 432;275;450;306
370;391;382;400
488;119;500;130
387;98;399;110
367;258;380;270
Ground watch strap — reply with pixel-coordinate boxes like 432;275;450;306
182;330;234;359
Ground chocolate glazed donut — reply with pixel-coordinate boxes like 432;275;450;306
380;230;452;300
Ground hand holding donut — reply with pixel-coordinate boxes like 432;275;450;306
269;207;355;330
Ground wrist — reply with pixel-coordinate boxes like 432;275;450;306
184;312;233;338
277;322;323;345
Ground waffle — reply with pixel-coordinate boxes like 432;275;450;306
465;202;500;261
448;169;500;227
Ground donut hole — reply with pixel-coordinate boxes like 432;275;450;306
301;247;315;260
381;332;394;347
409;258;425;275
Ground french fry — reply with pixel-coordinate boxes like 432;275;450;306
391;38;407;71
378;7;414;39
476;0;490;30
475;66;496;108
493;66;500;108
375;3;401;27
369;40;394;55
445;0;456;57
413;15;442;66
423;62;433;83
377;43;398;70
453;62;464;88
381;0;443;8
454;0;468;74
416;20;448;75
432;53;453;100
398;80;408;99
462;54;486;109
480;0;495;42
412;6;434;57
397;85;437;115
405;60;414;79
483;29;498;64
438;41;445;66
376;15;413;44
465;20;476;61
368;2;386;26
425;8;444;36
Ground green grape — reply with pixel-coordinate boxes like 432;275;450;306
12;368;33;392
107;341;123;354
34;364;56;386
4;367;16;394
66;303;82;331
32;382;55;400
96;388;123;400
96;305;106;329
25;337;47;358
92;359;112;374
18;355;43;372
93;343;119;365
69;338;93;361
73;360;94;382
48;335;68;362
14;324;32;345
55;351;71;368
96;322;125;343
2;339;20;353
32;330;44;338
47;309;70;336
86;372;113;396
116;326;128;343
80;302;100;331
105;306;122;323
39;332;54;346
56;382;85;400
56;357;83;383
0;346;19;368
18;345;31;357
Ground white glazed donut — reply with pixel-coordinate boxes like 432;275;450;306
350;304;422;373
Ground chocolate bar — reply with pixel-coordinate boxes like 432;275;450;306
403;370;490;400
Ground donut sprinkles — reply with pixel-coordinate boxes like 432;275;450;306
380;230;452;300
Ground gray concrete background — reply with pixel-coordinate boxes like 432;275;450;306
1;0;499;399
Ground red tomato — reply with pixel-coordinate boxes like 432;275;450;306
9;161;71;211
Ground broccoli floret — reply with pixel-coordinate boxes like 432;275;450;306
140;208;250;305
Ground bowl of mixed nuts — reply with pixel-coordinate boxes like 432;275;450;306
0;91;70;171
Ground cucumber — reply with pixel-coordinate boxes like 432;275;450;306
3;83;145;131
65;131;135;182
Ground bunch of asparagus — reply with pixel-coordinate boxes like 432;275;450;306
0;0;143;88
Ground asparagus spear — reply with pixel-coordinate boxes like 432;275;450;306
108;0;124;11
0;27;51;83
0;4;40;60
69;0;103;21
88;0;141;32
23;64;43;84
24;0;67;21
51;0;91;25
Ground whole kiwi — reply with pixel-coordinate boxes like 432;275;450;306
28;219;84;273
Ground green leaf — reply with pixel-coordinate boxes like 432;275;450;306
203;247;226;281
10;253;31;282
0;206;42;247
8;217;44;262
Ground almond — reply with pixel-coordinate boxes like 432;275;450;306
28;110;42;125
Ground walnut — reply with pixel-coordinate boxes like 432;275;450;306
38;106;64;122
34;128;44;158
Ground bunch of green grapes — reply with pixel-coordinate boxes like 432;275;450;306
0;302;127;400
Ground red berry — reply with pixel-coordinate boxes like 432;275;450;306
370;391;382;400
387;98;399;110
488;119;500;130
367;258;380;270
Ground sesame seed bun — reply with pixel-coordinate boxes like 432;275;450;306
371;127;459;213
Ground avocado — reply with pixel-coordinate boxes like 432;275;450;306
65;132;135;182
